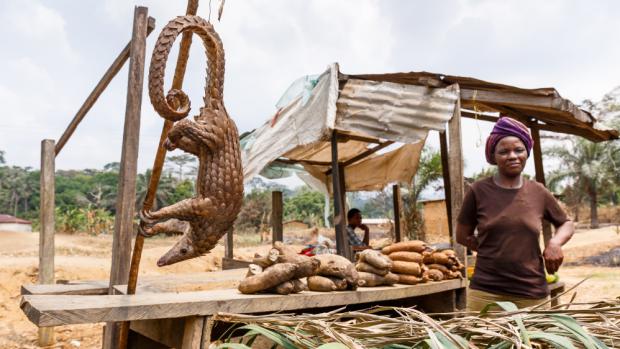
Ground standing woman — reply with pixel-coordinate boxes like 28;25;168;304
456;117;574;311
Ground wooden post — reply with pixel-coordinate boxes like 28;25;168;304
103;6;148;349
439;131;453;238
271;191;283;242
181;317;205;349
392;184;402;242
447;91;466;264
38;139;55;346
225;231;233;259
531;125;553;246
331;131;350;259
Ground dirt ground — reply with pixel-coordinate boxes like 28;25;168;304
1;226;619;348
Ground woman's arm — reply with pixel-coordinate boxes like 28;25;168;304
456;222;478;252
543;220;574;274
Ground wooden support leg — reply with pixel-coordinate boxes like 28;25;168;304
447;90;466;265
103;6;149;349
439;131;452;238
202;316;214;348
331;131;350;260
225;231;233;259
531;125;553;246
38;139;56;346
392;184;402;242
272;191;283;242
182;316;205;349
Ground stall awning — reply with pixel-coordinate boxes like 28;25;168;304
241;64;460;191
350;72;618;142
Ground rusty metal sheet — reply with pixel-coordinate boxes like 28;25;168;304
335;79;459;144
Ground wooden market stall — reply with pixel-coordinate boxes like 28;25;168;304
19;3;618;346
225;65;619;265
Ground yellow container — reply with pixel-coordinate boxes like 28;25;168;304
466;266;475;280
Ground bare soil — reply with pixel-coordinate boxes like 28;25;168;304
0;226;619;348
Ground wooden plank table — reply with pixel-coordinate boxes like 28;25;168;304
21;278;466;348
21;279;466;327
22;269;247;296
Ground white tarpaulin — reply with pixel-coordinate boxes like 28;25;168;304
241;63;459;191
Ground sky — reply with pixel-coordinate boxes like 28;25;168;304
1;0;619;182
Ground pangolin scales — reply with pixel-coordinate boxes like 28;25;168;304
140;15;243;267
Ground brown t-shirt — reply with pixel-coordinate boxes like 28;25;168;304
458;177;568;299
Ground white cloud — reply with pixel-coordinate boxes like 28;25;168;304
0;0;77;62
0;0;618;177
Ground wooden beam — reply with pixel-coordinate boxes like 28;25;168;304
438;131;452;239
331;131;349;259
271;191;283;242
461;108;612;142
38;139;55;346
460;110;499;123
325;140;395;175
274;158;331;166
20;280;467;327
55;17;156;156
447;90;467;265
104;7;149;349
336;133;382;144
531;126;554;247
23;282;109;296
460;88;555;110
392;184;402;242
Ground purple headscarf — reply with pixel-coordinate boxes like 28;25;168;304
485;117;533;165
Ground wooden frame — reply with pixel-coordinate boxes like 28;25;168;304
38;139;55;346
33;6;156;347
104;6;150;348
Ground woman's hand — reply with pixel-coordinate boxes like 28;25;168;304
543;220;574;274
543;241;563;274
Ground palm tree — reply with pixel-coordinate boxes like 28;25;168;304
403;147;443;240
546;137;619;228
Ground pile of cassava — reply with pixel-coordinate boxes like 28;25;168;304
238;242;360;294
238;240;464;294
355;249;399;287
382;240;465;284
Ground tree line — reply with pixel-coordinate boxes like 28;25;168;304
0;92;617;235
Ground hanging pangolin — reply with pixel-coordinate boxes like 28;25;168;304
140;15;243;266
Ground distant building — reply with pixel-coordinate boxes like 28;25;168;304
362;218;393;235
0;214;32;232
419;199;450;244
283;219;309;232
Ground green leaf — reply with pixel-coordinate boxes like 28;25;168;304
413;339;433;349
487;341;513;349
425;329;444;349
382;344;412;349
529;331;577;349
215;343;252;349
550;315;608;349
238;325;298;349
316;343;350;349
481;301;530;347
434;331;465;349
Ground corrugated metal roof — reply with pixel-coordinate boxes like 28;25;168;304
347;71;618;142
336;79;459;144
